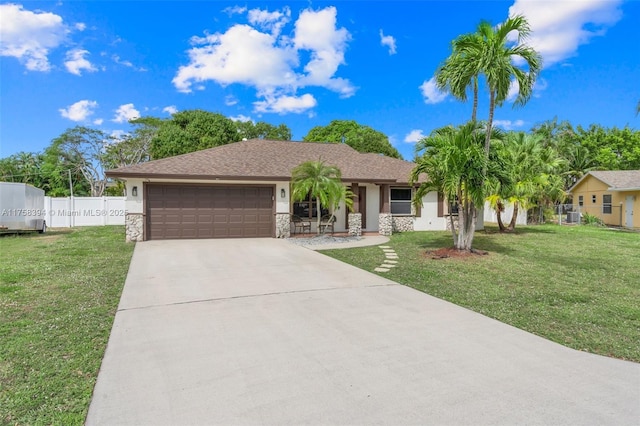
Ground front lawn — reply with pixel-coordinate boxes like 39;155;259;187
0;227;134;425
322;225;640;362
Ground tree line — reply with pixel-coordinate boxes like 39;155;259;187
0;111;399;196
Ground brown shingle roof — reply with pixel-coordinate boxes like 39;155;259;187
106;139;417;184
588;170;640;190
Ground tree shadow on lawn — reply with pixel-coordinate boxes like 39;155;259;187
481;225;557;235
415;232;511;256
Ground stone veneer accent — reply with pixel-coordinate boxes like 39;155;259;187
348;212;362;237
378;213;392;236
392;216;414;232
125;213;144;242
275;213;291;238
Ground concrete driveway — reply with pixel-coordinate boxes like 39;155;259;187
87;239;640;425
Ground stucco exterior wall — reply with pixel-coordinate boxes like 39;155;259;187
414;192;447;231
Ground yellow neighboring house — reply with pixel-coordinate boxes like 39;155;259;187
569;170;640;229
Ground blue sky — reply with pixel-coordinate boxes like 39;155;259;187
1;0;638;161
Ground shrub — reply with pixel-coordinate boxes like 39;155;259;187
582;212;604;226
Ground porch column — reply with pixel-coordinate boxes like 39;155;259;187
380;184;390;213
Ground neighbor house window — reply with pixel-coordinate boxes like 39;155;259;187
603;194;612;214
292;193;328;219
592;195;597;203
578;195;584;207
390;188;412;215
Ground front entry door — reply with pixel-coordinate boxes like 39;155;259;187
359;187;367;229
626;196;634;228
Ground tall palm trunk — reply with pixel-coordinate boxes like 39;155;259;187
496;201;506;232
456;200;476;251
508;201;519;231
485;89;496;156
471;77;478;123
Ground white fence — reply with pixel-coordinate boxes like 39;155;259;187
44;197;126;227
483;201;528;226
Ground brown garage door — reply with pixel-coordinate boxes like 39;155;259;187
146;184;274;240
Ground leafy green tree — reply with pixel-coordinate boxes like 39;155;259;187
291;160;353;235
0;152;46;188
411;122;504;251
235;120;292;140
49;126;111;196
150;110;240;159
575;124;640;171
303;120;401;158
104;116;160;169
40;142;92;196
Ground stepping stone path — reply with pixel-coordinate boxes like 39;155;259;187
374;246;399;273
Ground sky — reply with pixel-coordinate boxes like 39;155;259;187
1;0;639;161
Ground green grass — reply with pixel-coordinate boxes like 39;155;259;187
322;225;640;362
0;227;134;425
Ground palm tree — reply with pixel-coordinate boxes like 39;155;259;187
290;160;352;235
490;132;565;231
478;15;542;154
436;16;542;155
411;122;499;251
435;32;482;122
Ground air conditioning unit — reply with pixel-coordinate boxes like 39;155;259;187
566;212;580;223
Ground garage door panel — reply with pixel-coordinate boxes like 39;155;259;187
146;184;274;240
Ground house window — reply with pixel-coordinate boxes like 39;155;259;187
578;195;583;207
292;193;328;219
592;195;596;203
603;194;612;214
390;188;412;215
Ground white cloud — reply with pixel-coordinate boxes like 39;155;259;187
173;24;298;92
419;78;448;104
225;95;238;106
75;22;86;31
533;78;548;97
293;7;354;97
223;5;247;16
59;100;98;121
112;54;133;67
248;7;290;36
0;4;68;71
162;105;178;115
93;118;104;125
379;29;397;55
173;6;354;112
404;130;426;144
230;114;252;122
507;79;520;102
254;93;317;114
493;119;525;130
64;48;97;75
112;103;140;123
509;0;623;66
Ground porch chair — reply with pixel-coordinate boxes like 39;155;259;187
291;214;311;234
319;214;335;234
